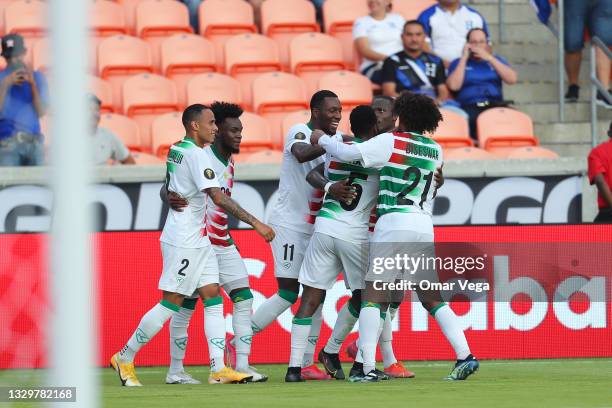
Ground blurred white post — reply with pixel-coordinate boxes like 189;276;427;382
48;0;96;407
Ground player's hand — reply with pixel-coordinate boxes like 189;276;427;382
310;129;325;145
254;221;275;242
168;191;188;212
328;179;357;204
434;164;444;188
2;70;22;87
471;46;492;62
461;43;470;60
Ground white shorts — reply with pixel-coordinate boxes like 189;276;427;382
299;232;367;291
215;245;250;293
159;242;219;297
270;224;312;279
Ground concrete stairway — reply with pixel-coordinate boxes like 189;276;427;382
468;0;612;157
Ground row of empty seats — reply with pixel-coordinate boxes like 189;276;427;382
0;0;436;69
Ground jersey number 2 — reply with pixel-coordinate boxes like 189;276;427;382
178;259;189;276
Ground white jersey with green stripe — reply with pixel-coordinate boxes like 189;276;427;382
160;137;220;249
315;138;380;243
204;145;236;251
268;123;342;234
357;131;443;233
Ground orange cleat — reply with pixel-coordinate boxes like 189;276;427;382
384;362;415;378
345;340;358;360
301;365;332;380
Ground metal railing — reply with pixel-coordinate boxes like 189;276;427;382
590;36;612;148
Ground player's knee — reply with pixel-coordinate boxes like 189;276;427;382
198;283;221;301
277;277;300;293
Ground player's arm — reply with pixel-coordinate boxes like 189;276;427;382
291;142;325;163
433;164;444;198
159;185;188;212
311;134;363;162
593;174;612;208
206;187;275;242
306;163;357;204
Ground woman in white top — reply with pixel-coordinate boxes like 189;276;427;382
353;0;405;84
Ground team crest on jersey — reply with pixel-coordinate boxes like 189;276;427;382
204;168;215;179
282;261;292;270
294;132;306;140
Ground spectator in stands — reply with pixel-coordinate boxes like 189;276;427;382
353;0;405;84
90;95;135;165
563;0;611;108
0;34;48;167
381;20;466;117
417;0;488;66
446;28;517;140
588;121;612;223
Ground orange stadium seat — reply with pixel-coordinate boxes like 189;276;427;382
318;70;372;111
5;0;46;40
151;111;183;158
506;146;560;159
186;72;242;107
135;0;192;69
393;0;436;20
198;0;257;71
444;146;497;161
432;109;473;148
89;76;115;113
116;0;141;34
322;0;369;69
99;112;142;152
290;33;346;95
282;109;310;139
252;72;309;148
0;0;15;34
477;108;539;156
261;0;319;69
132;151;165;164
98;35;154;110
239;112;275;152
122;73;180;150
90;0;128;39
32;38;48;72
161;34;217;106
225;34;282;109
234;149;284;164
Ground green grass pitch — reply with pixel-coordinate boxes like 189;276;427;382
3;359;612;408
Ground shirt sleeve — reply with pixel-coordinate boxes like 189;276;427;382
381;57;396;84
108;130;130;162
318;135;363;162
433;59;446;85
189;149;221;192
447;58;460;75
352;16;369;39
356;133;394;169
588;148;606;184
34;72;50;108
285;125;310;153
495;55;511;67
417;8;433;36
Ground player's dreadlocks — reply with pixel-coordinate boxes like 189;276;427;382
393;91;442;135
210;101;243;126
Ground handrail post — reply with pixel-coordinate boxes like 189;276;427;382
498;0;504;44
558;0;565;122
590;44;597;148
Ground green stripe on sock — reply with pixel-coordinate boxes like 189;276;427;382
361;301;381;310
278;289;298;304
181;298;198;310
293;317;313;325
380;311;387;320
204;296;223;308
348;302;359;318
429;302;447;317
231;289;253;303
160;299;180;312
390;302;401;310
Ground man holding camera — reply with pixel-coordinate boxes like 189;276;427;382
0;33;48;166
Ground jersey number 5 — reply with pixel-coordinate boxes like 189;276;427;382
397;167;434;209
340;172;367;211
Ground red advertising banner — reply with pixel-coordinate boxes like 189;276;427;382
1;225;611;369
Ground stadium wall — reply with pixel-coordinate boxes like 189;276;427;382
1;225;611;369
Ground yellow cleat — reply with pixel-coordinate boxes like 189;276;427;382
110;353;143;387
208;367;253;384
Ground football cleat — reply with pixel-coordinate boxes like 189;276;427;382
208;367;252;384
301;364;332;380
166;371;202;384
110;353;142;387
345;339;358;360
285;367;305;382
348;369;379;383
372;369;390;381
243;366;269;383
318;349;345;380
224;335;236;369
384;362;415;378
444;355;479;381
